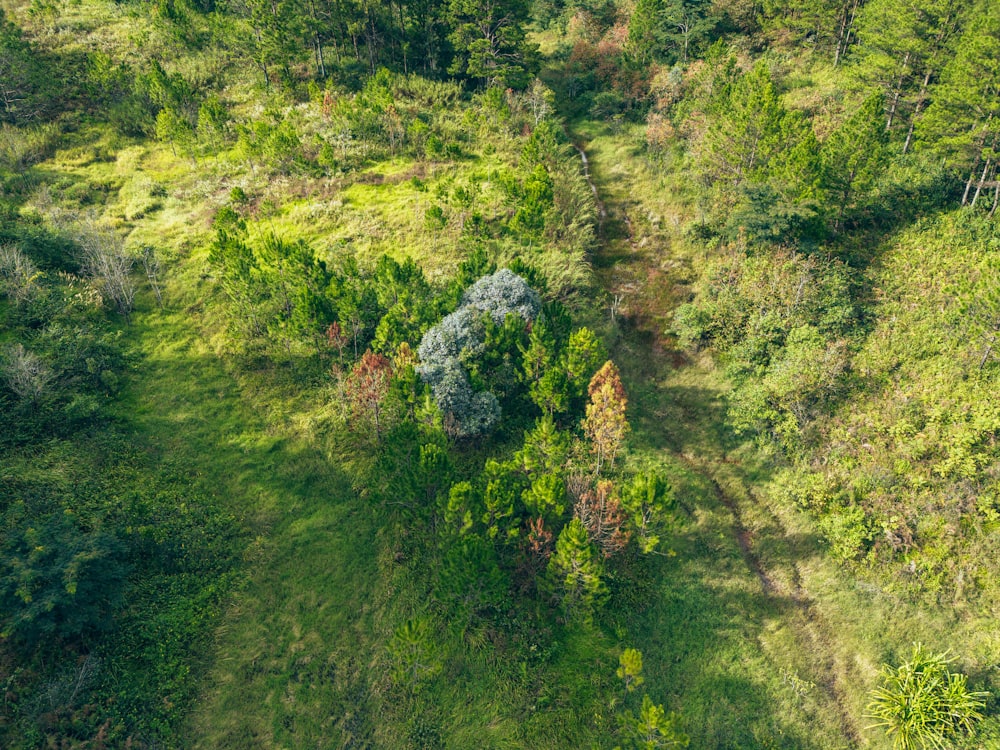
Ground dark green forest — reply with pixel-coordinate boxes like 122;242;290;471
1;0;999;747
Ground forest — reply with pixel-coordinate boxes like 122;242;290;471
1;0;999;747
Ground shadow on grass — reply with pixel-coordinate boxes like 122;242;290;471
108;309;389;747
606;519;842;749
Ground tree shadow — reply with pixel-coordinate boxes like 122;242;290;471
608;519;852;749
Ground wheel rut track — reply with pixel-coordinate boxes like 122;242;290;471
686;455;863;748
572;136;863;748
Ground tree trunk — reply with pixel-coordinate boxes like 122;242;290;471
397;1;408;74
903;68;933;155
979;332;996;369
963;117;993;204
972;158;992;207
886;51;910;131
366;5;378;74
973;130;1000;206
834;0;860;66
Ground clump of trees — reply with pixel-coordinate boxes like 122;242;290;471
434;343;678;624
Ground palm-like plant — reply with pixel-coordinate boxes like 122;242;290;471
866;643;988;750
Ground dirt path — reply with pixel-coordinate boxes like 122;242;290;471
572;133;864;747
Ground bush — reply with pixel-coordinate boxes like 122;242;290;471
867;644;988;750
0;510;128;645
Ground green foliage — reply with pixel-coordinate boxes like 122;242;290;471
480;459;524;540
447;1;538;87
20;0;1000;743
729;324;848;449
522;472;567;520
698;61;788;188
919;0;1000;204
617;647;645;693
758;0;854;52
817;503;874;563
516;414;571;476
418;269;540;437
853;0;966;144
821;92;889;225
618;694;690;749
628;0;715;64
621;472;675;553
510;163;555;235
546;517;607;620
866;644;988;750
0;509;127;644
437;534;510;630
389;617;443;692
0;9;54;124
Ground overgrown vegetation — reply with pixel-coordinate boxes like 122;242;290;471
1;0;998;746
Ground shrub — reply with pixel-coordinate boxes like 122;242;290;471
866;644;988;750
0;510;128;645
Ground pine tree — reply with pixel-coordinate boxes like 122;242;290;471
563;326;606;404
573;479;630;557
820;92;889;227
446;0;537;87
522;473;566;520
388;617;442;692
698;61;789;188
345;350;394;442
515;415;571;476
919;0;1000;208
546;517;607;619
617;648;645;693
854;0;966;148
618;695;690;748
661;0;714;62
621;472;675;554
481;459;522;540
582;361;629;475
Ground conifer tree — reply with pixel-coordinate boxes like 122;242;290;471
821;92;889;227
617;648;645;693
583;361;629;475
621;472;674;554
345;350;394;442
446;0;536;87
546;517;607;619
699;61;788;187
920;0;1000;207
854;0;966;147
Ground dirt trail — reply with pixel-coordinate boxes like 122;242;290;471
573;135;864;747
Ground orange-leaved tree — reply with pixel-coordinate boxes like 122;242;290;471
582;360;629;475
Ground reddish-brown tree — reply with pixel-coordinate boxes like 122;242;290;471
574;479;630;558
327;321;347;363
526;516;554;560
345;350;393;442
